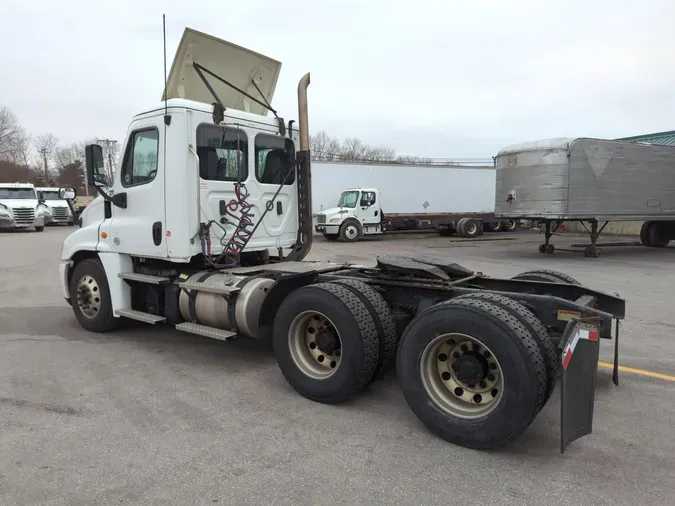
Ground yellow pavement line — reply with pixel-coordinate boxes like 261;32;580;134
597;361;675;382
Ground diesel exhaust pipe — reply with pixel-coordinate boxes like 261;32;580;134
297;72;311;151
287;72;313;262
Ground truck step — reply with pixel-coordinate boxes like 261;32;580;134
115;309;166;324
175;322;237;341
118;272;171;284
178;280;241;295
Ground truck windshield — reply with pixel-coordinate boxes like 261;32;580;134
337;191;359;208
0;188;35;199
39;191;61;201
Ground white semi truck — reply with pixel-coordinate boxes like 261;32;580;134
312;162;518;242
58;27;626;452
0;182;51;232
36;186;76;226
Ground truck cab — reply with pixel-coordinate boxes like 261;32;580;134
315;187;383;241
36;186;75;226
0;182;50;232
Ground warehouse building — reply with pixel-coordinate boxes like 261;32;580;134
615;130;675;146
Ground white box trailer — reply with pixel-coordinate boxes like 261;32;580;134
312;161;517;241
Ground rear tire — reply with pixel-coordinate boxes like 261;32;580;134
456;217;468;237
397;298;547;449
502;219;518;232
639;221;652;247
647;222;670;247
332;279;398;382
462;218;480;238
69;258;118;332
453;292;559;407
512;269;580;285
272;282;379;404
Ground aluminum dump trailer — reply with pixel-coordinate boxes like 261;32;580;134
494;137;675;256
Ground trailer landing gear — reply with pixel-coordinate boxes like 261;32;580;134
537;219;608;257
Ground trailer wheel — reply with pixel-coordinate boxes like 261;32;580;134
453;292;558;407
512;269;580;285
322;233;339;241
639;221;651;247
339;219;362;242
272;282;379;404
455;217;468;237
501;219;518;232
485;221;502;233
69;258;118;332
333;279;398;382
647;222;670;247
397;298;547;449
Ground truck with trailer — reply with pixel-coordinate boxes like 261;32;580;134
58;27;626;452
494;137;675;257
312;161;518;241
0;182;51;232
35;186;76;226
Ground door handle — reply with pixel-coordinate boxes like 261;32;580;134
276;201;283;215
152;222;162;246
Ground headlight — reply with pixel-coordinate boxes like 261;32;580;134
0;209;9;217
0;203;7;210
329;217;340;223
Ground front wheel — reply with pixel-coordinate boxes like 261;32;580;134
69;258;118;332
322;233;339;241
35;226;44;232
339;219;362;242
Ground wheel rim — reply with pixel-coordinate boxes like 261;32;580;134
508;220;517;231
420;333;504;419
288;310;342;380
345;225;358;240
76;274;101;319
467;222;477;235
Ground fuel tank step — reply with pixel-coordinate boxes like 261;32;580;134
178;280;241;295
115;309;166;324
118;272;171;284
175;322;237;341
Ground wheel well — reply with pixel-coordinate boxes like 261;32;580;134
67;250;99;288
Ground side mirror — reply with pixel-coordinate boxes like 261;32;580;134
85;144;107;187
59;187;76;200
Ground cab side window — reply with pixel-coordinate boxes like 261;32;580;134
360;191;376;206
121;128;160;187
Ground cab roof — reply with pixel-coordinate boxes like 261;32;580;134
0;182;34;189
35;187;61;192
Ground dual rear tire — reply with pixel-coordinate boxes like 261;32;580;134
274;276;562;450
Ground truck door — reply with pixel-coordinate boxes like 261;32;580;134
107;119;167;258
359;190;380;225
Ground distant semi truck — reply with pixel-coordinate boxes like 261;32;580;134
312;161;517;241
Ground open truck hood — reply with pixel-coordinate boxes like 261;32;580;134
163;28;282;117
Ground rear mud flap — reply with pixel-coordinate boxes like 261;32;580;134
559;318;601;453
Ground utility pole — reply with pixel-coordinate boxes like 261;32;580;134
96;138;118;191
39;147;49;184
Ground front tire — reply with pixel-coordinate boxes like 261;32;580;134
69;258;118;332
339;219;362;242
272;282;379;404
35;226;44;232
322;233;339;241
396;298;547;449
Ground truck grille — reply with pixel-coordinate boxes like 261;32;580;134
317;214;326;224
13;207;35;225
52;207;69;221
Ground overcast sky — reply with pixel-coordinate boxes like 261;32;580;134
1;0;674;159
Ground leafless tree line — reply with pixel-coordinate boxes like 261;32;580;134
0;105;118;192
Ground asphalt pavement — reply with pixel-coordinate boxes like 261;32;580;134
1;227;674;505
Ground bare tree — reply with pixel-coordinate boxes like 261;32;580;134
0;106;23;161
34;133;58;184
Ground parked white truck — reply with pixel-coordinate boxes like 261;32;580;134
58;27;626;452
0;182;50;232
312;162;517;242
36;187;76;226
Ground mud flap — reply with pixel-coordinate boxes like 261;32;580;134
559;318;601;453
